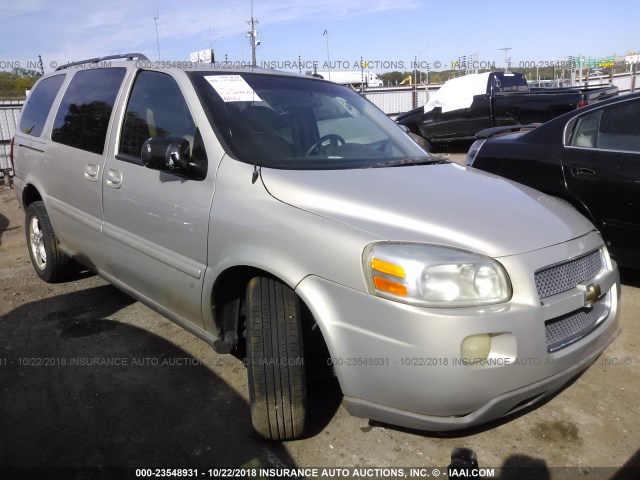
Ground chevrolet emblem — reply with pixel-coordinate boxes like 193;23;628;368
583;283;602;308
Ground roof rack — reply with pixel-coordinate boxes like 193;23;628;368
55;53;149;71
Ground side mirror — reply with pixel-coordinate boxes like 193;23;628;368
141;137;192;174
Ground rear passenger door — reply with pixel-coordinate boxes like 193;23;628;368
563;97;640;260
45;68;127;267
102;70;214;328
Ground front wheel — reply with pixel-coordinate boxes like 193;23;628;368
25;201;73;283
245;276;307;440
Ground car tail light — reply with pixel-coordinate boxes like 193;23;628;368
577;100;588;108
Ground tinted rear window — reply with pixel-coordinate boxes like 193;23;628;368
493;73;528;92
52;68;126;154
19;75;65;137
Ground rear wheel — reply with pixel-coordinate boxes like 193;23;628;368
245;276;307;440
25;201;73;283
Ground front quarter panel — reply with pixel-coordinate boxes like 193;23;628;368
201;156;381;329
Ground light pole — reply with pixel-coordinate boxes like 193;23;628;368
153;11;161;61
323;29;331;80
417;43;434;84
247;0;260;66
498;47;511;72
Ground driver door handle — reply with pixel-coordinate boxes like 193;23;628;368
573;166;596;177
84;163;99;182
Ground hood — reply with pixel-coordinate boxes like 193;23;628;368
260;163;595;258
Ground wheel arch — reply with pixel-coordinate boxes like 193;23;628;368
545;191;599;227
208;265;328;357
21;183;43;209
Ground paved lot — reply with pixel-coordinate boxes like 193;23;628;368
0;181;639;479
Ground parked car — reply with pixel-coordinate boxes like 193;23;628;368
466;92;640;269
396;71;618;151
12;53;620;440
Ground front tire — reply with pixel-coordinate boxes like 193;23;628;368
246;276;307;440
25;201;73;283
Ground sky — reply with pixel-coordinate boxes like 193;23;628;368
1;0;639;74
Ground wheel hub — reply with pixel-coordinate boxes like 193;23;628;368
29;217;46;270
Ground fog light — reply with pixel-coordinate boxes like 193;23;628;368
461;334;491;364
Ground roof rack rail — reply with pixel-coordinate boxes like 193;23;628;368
55;53;148;71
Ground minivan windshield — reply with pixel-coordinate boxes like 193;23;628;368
188;71;433;169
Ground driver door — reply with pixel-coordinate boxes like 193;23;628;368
102;70;215;327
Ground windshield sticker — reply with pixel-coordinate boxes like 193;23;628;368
204;75;262;102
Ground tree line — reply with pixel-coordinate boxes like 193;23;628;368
0;68;42;99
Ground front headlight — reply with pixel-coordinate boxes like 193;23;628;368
364;242;512;307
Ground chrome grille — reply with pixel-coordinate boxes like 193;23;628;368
535;250;604;299
545;296;608;352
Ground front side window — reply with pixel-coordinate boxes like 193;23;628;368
51;68;126;154
19;74;65;137
188;72;429;170
120;71;197;159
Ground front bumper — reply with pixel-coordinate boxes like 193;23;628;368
343;328;617;431
295;231;620;431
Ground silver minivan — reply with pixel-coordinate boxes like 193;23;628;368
12;54;620;440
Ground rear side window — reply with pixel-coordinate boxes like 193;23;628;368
570;99;640;152
19;75;65;137
52;68;126;155
570;111;600;148
598;100;640;152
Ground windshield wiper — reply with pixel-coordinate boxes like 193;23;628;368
363;156;449;168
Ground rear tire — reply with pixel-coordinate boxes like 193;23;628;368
246;276;307;440
25;201;73;283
